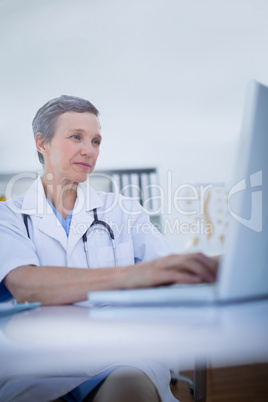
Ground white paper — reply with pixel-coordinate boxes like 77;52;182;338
0;300;41;317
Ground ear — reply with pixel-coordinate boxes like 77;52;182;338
35;132;48;156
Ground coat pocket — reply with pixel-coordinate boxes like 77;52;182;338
98;241;135;267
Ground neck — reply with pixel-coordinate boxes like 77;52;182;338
42;175;78;219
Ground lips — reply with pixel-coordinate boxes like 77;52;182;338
74;162;91;170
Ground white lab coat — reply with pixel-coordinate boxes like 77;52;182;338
0;177;179;402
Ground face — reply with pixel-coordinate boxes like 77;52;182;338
40;112;102;184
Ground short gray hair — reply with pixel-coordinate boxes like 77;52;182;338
32;95;99;165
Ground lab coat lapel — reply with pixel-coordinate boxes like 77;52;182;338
21;176;46;216
67;181;104;254
21;177;104;253
22;176;68;249
38;212;68;250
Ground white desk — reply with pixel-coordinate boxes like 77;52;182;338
1;299;268;379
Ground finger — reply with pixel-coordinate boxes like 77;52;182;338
179;259;215;283
153;270;200;286
192;253;218;278
164;253;218;276
168;254;216;283
152;254;217;284
173;272;200;284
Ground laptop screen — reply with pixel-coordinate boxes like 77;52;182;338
218;80;268;302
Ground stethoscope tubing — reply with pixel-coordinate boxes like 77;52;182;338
82;208;118;268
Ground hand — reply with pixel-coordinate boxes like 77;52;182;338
125;253;219;289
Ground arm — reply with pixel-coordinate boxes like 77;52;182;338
3;253;219;305
3;264;127;305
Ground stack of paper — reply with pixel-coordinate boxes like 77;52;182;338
0;301;41;317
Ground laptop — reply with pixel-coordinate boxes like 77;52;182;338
87;80;268;307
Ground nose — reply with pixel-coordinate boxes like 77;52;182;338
80;141;95;157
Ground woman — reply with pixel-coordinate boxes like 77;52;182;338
0;95;218;401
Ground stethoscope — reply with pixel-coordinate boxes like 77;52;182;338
82;209;118;268
22;208;118;268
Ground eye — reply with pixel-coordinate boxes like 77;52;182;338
93;138;101;146
71;134;81;140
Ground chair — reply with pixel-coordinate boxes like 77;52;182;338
171;359;207;402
